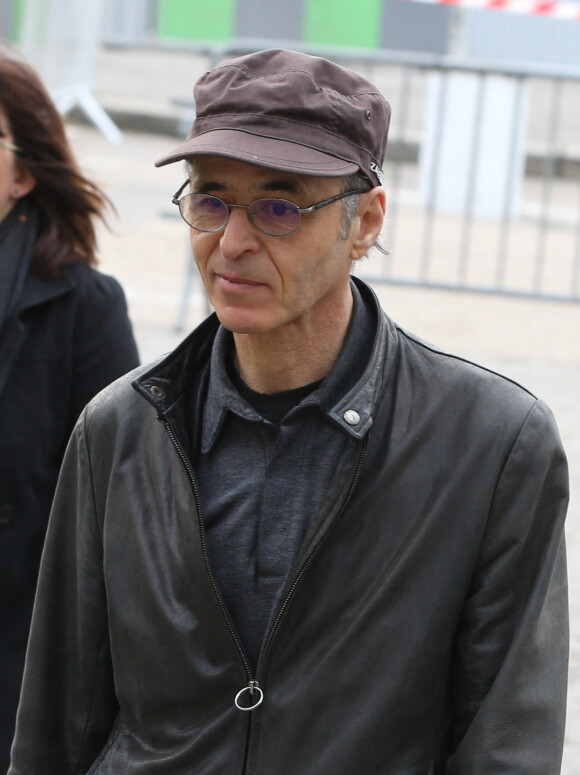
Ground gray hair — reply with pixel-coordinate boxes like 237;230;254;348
339;171;387;255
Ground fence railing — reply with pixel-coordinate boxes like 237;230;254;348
349;49;580;303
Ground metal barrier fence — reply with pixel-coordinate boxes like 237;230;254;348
352;51;580;304
157;39;580;309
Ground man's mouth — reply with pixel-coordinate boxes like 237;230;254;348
216;273;266;291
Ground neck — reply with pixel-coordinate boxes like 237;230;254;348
232;289;354;394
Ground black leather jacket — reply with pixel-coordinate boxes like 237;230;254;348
9;280;569;774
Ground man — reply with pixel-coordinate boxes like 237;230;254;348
9;49;568;774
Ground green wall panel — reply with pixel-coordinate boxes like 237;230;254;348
305;0;382;49
158;0;235;41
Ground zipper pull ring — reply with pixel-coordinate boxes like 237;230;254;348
235;680;264;711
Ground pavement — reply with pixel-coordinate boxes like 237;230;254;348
63;44;580;772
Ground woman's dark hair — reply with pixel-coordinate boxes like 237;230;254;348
0;48;110;278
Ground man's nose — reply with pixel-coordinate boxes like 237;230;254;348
219;207;261;259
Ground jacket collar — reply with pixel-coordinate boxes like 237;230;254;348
133;277;389;442
15;269;76;315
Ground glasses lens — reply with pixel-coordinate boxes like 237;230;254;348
180;194;228;232
249;199;301;236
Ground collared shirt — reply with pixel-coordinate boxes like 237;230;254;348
194;282;376;670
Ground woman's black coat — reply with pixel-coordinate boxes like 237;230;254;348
0;262;139;771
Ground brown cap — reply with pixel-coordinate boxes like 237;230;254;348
155;48;390;187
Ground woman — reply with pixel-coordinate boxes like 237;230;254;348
0;48;139;770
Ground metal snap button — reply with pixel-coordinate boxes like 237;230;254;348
343;409;361;426
150;385;163;398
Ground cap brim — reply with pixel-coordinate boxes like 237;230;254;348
154;129;359;178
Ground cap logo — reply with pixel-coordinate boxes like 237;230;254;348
370;162;384;185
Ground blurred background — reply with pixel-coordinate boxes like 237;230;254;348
1;0;579;769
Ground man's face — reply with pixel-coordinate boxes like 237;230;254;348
187;156;358;337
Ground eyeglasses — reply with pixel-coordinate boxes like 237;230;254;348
0;138;20;153
172;181;367;237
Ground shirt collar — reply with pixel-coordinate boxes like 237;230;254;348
201;325;262;454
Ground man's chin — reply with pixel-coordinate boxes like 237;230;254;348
215;307;277;336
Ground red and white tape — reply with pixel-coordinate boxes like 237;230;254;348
407;0;580;19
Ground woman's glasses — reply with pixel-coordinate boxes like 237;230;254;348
172;181;366;237
0;138;20;153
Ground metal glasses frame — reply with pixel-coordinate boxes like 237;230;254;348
171;180;367;236
0;138;20;153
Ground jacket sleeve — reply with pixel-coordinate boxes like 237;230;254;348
447;399;569;774
67;270;139;432
8;411;118;775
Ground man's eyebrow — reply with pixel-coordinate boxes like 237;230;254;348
260;179;301;195
195;180;227;194
193;177;302;196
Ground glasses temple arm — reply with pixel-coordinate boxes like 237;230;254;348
171;179;190;204
298;189;368;214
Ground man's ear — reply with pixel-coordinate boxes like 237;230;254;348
349;187;386;261
12;165;37;200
